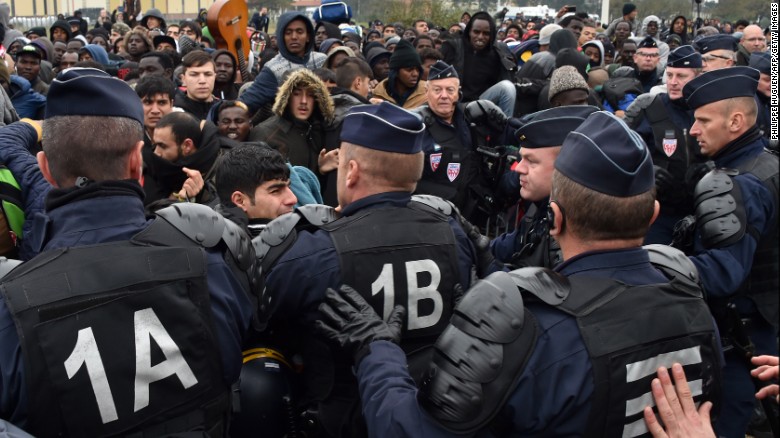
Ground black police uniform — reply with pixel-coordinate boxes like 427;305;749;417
253;103;484;437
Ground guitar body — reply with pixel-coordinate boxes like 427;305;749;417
207;0;252;82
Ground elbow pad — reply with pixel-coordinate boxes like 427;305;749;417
693;169;747;249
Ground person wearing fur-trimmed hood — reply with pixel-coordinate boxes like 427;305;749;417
248;68;338;179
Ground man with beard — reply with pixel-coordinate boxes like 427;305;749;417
624;45;704;244
214;145;298;237
372;39;427;109
440;11;517;116
147;111;232;206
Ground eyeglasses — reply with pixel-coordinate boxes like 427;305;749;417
636;52;659;58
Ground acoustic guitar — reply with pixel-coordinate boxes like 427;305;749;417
207;0;252;83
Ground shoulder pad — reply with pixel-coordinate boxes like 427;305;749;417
295;204;339;226
0;257;22;281
450;271;527;344
418;271;538;434
507;267;570;306
222;218;255;271
411;194;455;216
694;169;747;248
643;244;699;286
155;203;225;248
252;211;303;262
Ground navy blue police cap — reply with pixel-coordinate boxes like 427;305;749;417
515;106;599;148
428;61;458;81
667;45;702;68
749;52;770;75
555;111;654;197
694;34;738;53
340;102;428;154
46;68;144;127
683;66;759;110
637;36;657;49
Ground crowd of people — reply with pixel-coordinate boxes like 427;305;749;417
0;1;775;437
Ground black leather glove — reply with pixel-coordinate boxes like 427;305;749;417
464;100;508;133
454;209;497;278
684;161;715;196
315;285;405;365
653;165;675;199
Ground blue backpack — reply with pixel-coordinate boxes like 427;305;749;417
313;0;352;24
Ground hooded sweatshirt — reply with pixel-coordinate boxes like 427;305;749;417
240;12;327;113
582;40;605;67
440;11;516;101
81;44;110;65
662;15;689;45
314;21;341;50
48;20;73;42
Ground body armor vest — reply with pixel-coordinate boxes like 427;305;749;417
554;275;721;437
734;150;779;329
416;106;483;217
645;95;701;213
0;231;228;437
322;201;461;357
419;247;721;437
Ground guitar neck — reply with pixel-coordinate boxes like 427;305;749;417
236;50;251;83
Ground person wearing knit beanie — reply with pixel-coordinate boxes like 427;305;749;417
371;39;427;109
605;2;639;39
548;65;589;106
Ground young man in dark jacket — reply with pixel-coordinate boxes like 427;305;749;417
439;11;517;116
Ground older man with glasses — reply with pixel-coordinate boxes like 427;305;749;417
695;34;737;72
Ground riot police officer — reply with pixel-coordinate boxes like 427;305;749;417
256;102;494;436
0;68;254;436
316;111;722;437
682;66;779;437
413;61;513;226
624;45;706;244
490;105;599;268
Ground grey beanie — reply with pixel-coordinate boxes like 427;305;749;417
548;65;589;101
